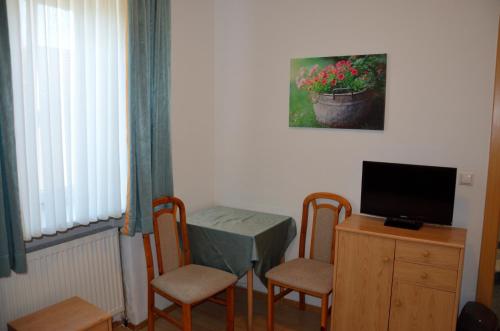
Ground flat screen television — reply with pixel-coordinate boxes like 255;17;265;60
360;161;457;229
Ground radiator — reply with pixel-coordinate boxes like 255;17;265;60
0;228;124;330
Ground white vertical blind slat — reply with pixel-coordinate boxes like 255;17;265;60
6;0;127;240
117;0;126;210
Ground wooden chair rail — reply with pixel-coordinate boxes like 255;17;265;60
273;288;293;302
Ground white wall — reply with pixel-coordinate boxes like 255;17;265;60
214;0;500;306
120;0;215;324
122;0;500;321
170;0;215;213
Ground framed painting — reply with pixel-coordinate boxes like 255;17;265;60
289;54;387;130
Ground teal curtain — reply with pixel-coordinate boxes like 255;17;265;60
0;0;27;277
123;0;173;236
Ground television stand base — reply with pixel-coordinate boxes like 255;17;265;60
384;217;423;230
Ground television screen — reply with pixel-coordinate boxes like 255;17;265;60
360;161;457;226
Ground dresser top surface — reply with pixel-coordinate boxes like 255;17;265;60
8;296;110;331
338;214;467;248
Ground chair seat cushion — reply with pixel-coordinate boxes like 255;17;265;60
151;264;237;304
265;258;334;295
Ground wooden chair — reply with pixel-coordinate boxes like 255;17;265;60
265;192;352;331
143;197;237;331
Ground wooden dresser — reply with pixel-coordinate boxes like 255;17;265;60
331;214;466;331
8;297;112;331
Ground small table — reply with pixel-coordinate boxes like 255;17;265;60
8;296;111;331
187;206;297;330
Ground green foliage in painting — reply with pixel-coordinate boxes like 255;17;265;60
294;54;386;94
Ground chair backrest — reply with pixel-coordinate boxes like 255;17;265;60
143;196;191;282
298;192;352;264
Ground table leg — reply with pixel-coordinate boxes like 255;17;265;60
247;269;253;331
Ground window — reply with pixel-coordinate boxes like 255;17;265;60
6;0;127;240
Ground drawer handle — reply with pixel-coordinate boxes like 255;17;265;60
422;250;430;257
394;299;402;307
420;272;428;279
382;257;390;263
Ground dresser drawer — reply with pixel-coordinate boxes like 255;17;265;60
394;261;458;292
395;241;460;269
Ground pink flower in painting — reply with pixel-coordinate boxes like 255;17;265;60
309;64;319;76
294;56;384;94
296;78;307;88
299;67;307;77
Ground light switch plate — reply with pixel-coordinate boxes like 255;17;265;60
459;173;473;186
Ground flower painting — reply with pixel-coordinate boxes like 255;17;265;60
289;54;387;130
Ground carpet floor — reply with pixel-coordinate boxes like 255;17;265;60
114;288;327;331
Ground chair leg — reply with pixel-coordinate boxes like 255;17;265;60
278;257;285;301
147;286;154;331
267;281;274;331
182;304;192;331
320;295;328;331
226;285;235;331
299;293;306;311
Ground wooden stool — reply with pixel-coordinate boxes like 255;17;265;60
8;297;112;331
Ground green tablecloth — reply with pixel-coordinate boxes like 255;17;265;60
187;206;297;284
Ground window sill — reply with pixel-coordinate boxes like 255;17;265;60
25;217;124;253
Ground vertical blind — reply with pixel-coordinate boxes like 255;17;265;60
6;0;127;240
